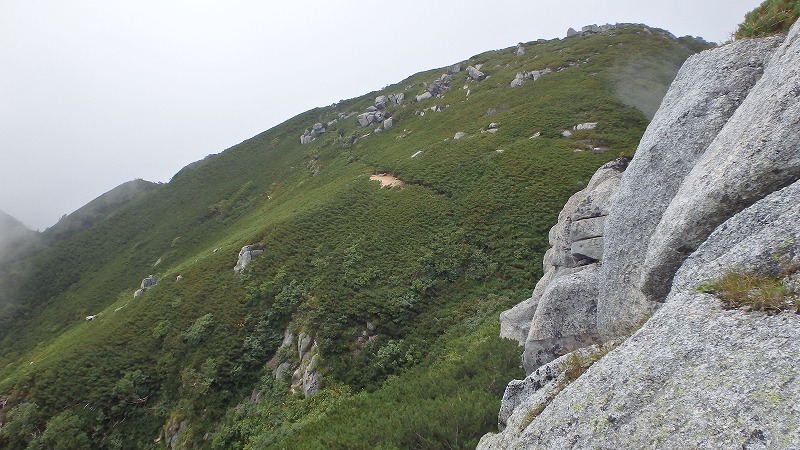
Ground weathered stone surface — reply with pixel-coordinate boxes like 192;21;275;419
499;296;538;345
597;35;784;339
501;265;588;345
522;264;600;373
569;216;605;242
428;74;452;96
446;63;461;75
570;237;604;262
571;176;619;220
515;44;525;56
415;91;432;102
141;275;157;289
357;113;371;127
300;123;326;144
486;25;800;450
302;354;321;396
640;28;800;305
164;417;189;450
133;289;143;298
574;122;597;130
545;159;625;269
274;362;293;380
382;117;393;129
234;245;263;273
374;95;388;110
298;332;313;356
388;92;404;105
478;343;616;448
466;65;486;81
566;27;578;37
490;292;800;449
510;73;524;87
356;111;384;127
672;179;800;294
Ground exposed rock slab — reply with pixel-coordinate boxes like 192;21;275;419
640;27;800;304
522;264;600;372
501;159;626;362
672;179;800;293
487;292;800;449
466;65;486;81
487;24;800;449
597;35;784;339
234;245;264;273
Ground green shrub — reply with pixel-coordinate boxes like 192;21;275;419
183;313;215;345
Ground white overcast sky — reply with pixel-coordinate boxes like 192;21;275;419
1;0;760;230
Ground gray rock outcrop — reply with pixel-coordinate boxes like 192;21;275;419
141;275;157;289
428;74;452;96
500;158;627;363
466;65;486;81
271;329;322;397
300;123;325;145
233;245;264;274
485;22;800;449
597;34;784;339
374;95;388;110
446;63;461;75
388;93;404;105
567;23;618;38
357;110;384;127
510;73;525;88
415;91;432;102
509;68;551;87
638;30;800;306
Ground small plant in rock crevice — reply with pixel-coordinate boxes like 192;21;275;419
697;265;800;313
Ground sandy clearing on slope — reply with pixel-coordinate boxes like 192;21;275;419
369;173;405;188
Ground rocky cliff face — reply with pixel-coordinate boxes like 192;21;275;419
485;21;800;449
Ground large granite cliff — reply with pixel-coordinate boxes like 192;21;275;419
484;20;800;449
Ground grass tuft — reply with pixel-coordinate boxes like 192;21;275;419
735;0;800;38
699;266;800;313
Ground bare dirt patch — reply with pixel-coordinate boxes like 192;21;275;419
370;173;405;188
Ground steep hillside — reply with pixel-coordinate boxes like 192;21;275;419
483;17;800;450
0;211;38;317
0;25;709;449
0;211;36;266
42;179;160;244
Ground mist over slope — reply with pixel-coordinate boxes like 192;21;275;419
42;179;160;243
0;24;710;449
0;211;36;263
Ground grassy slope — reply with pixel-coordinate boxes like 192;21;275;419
0;26;706;449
